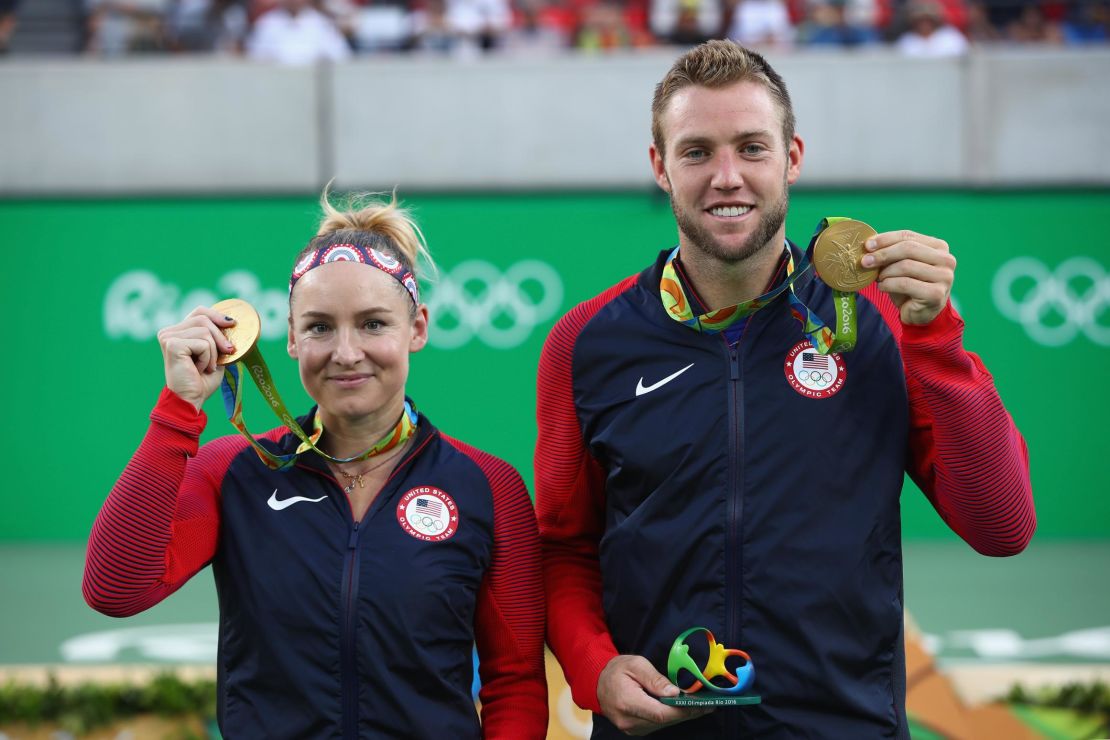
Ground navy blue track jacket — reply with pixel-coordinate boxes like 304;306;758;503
85;391;547;739
536;243;1034;739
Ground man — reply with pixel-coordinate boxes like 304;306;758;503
535;40;1034;738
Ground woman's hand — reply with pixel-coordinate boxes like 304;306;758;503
156;307;238;412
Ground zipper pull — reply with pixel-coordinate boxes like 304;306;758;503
730;348;741;381
348;522;359;550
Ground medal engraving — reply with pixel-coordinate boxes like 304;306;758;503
212;298;261;366
814;220;879;292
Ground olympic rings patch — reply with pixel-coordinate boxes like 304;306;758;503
784;341;846;398
992;256;1110;347
397;487;458;542
424;260;563;350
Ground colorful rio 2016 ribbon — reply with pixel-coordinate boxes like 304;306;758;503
658;216;879;355
667;627;755;696
213;298;416;472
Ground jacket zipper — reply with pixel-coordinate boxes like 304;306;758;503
307;430;434;740
340;520;362;739
727;343;744;656
341;519;361;740
723;341;741;740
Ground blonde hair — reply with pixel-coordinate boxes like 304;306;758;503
291;188;437;313
651;40;796;160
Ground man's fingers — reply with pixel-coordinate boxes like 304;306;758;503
866;229;949;253
626;659;679;698
599;655;716;735
875;259;953;286
877;276;949;306
863;239;956;271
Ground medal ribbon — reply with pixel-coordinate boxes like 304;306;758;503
660;246;809;333
220;346;417;471
658;216;864;354
794;217;859;354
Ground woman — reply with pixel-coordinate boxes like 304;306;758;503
83;193;548;739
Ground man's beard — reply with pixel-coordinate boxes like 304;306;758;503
671;177;790;265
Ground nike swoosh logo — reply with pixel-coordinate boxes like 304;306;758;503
267;490;327;511
635;363;695;397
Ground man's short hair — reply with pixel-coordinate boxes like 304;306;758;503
651;40;796;159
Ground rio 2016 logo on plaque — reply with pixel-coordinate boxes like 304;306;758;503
397;487;458;542
784;340;846;399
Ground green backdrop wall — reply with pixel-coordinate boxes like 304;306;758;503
2;190;1107;541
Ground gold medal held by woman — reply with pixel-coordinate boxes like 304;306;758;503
813;219;879;292
212;298;261;366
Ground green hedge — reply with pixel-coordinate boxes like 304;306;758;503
1;672;1106;738
0;672;216;736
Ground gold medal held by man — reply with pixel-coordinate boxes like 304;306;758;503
814;219;879;292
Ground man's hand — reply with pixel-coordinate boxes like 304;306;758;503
862;230;957;325
597;655;714;736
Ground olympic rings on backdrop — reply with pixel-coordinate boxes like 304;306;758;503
992;257;1110;347
425;260;564;350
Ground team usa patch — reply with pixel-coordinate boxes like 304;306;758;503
784;340;847;399
397;486;458;542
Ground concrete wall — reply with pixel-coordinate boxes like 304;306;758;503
2;48;1108;194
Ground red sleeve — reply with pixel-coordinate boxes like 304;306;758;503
534;276;638;714
443;437;548;740
861;288;1036;556
82;388;247;617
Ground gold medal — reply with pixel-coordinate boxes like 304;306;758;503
212;298;261;366
813;219;879;292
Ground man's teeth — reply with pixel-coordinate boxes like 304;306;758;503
710;206;752;217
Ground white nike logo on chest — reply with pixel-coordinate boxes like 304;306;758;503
267;490;327;511
635;363;695;396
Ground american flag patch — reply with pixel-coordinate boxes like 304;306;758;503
801;352;827;370
415;498;442;516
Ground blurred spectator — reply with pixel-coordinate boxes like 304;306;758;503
246;0;351;63
845;0;885;28
410;0;463;53
652;0;721;43
1006;2;1063;41
1062;0;1109;42
410;0;512;55
981;0;1029;32
963;0;1002;40
0;0;19;54
576;0;654;49
500;0;570;54
726;0;794;47
85;0;171;54
445;0;512;49
351;0;411;52
797;0;878;44
896;0;967;54
165;0;248;52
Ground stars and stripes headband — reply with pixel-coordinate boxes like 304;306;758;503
289;243;420;305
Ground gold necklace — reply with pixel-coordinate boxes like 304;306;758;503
332;443;407;494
